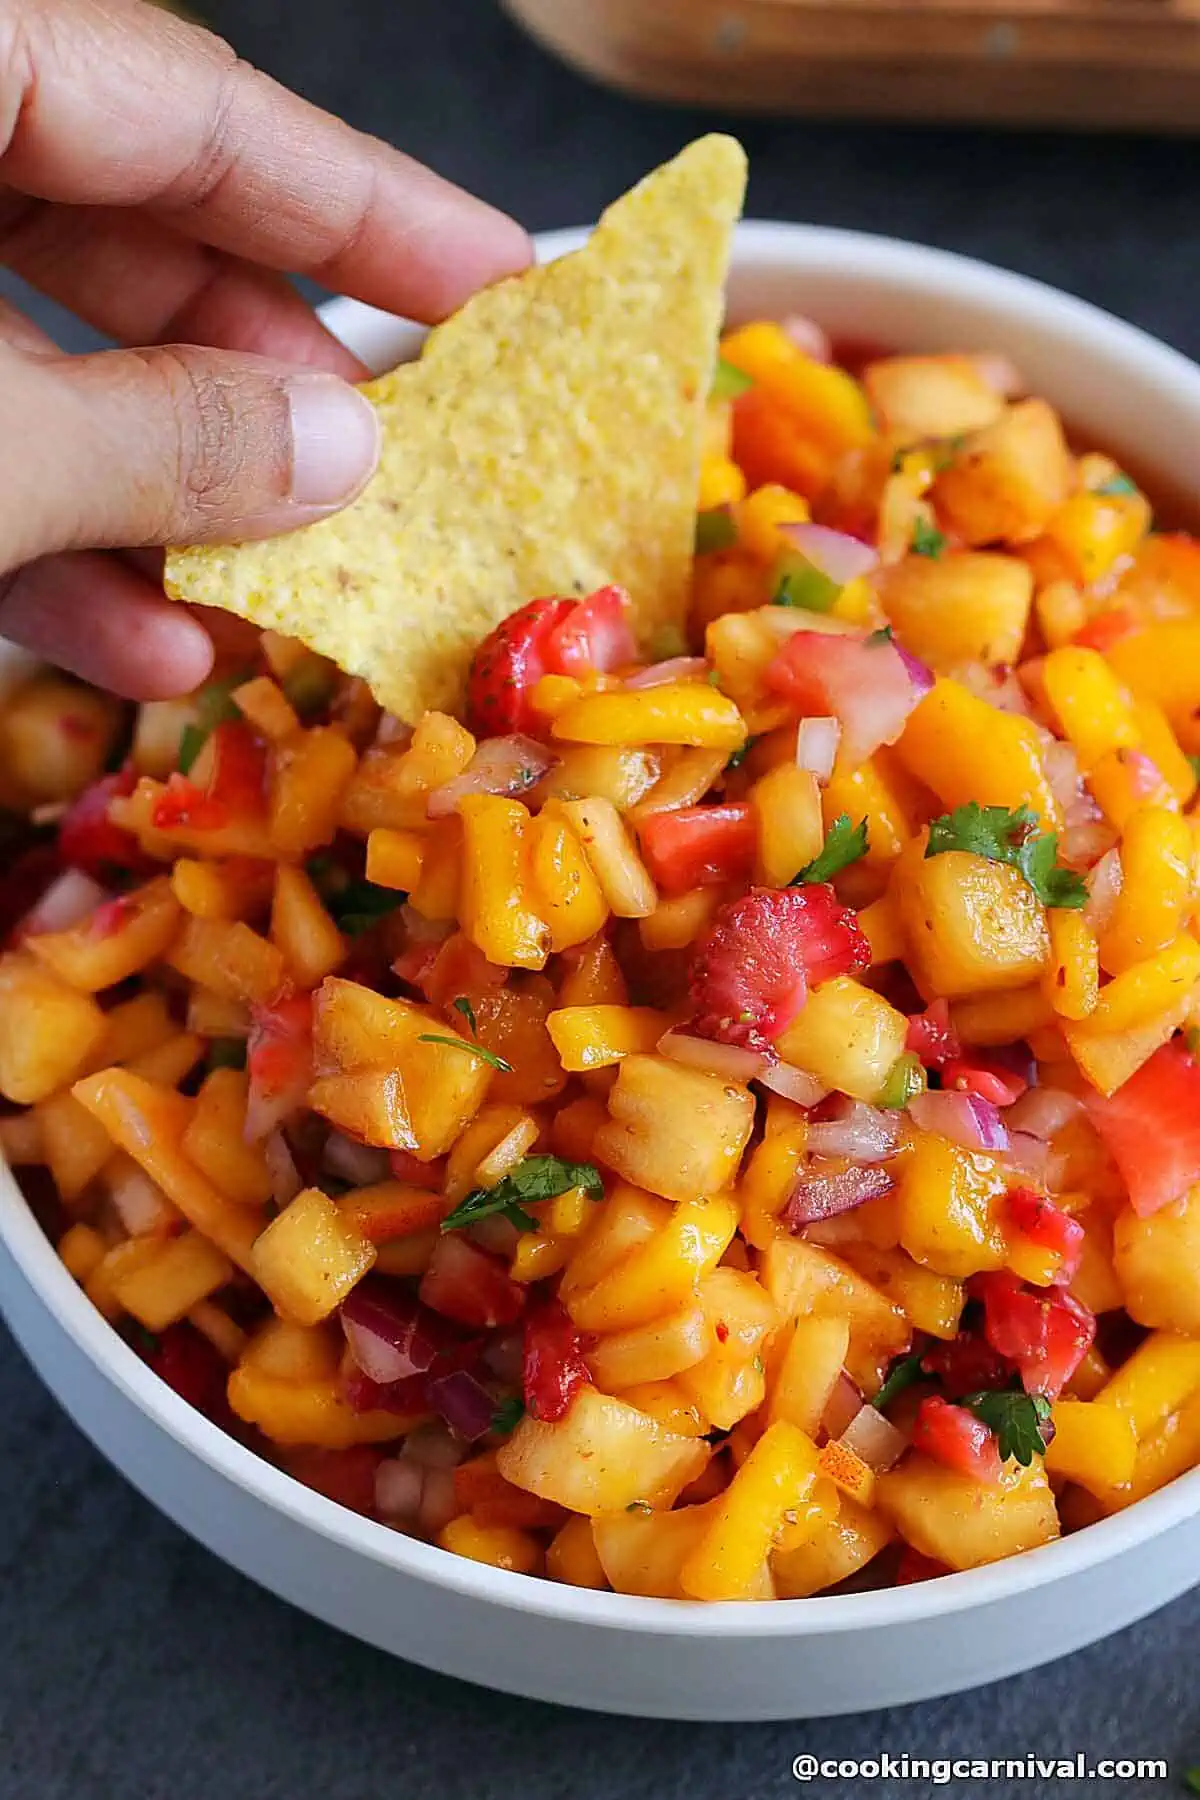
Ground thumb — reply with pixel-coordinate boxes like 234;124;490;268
0;340;381;569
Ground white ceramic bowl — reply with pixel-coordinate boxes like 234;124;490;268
3;221;1199;1722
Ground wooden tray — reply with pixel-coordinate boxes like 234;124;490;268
503;0;1200;133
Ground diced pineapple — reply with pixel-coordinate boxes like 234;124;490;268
0;952;106;1103
876;1452;1059;1571
879;552;1032;671
182;1067;274;1207
863;354;1005;444
559;1184;672;1303
227;1366;418;1447
750;763;824;886
896;847;1049;999
676;1267;778;1430
775;976;908;1102
565;1194;739;1334
896;1131;1009;1278
933;399;1071;546
307;1070;415;1151
532;746;660;813
546;1004;664;1071
250;1187;375;1326
679;1420;819;1600
28;876;182;992
760;1237;910;1394
585;1303;712;1391
312;977;492;1158
270;865;346;988
269;725;357;859
496;1387;709;1514
836;1243;965;1339
109;1229;233;1331
1112;1189;1200;1333
766;1315;851;1435
593;1053;754;1203
592;1500;720;1598
35;1089;115;1200
240;1316;343;1382
772;1491;894;1598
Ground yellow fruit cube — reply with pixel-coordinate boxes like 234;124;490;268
250;1187;375;1326
896;678;1060;826
269;725;358;859
552;797;656;920
766;1315;851;1435
897;1130;1009;1278
897;847;1049;999
592;1500;720;1598
533;745;660;812
270;865;346;989
496;1387;709;1514
57;1222;107;1284
822;755;914;868
182;1067;274;1207
775;976;908;1101
750;763;824;886
1099;806;1194;974
772;1491;894;1598
546;1005;664;1071
1042;909;1099;1021
1113;1190;1200;1334
1077;934;1200;1036
526;811;610;951
1041;646;1139;771
1044;1399;1138;1494
364;827;427;893
27;876;181;994
566;1194;739;1335
240;1316;342;1382
227;1366;416;1447
35;1089;116;1200
552;684;746;753
0;952;106;1104
594;1054;755;1202
545;1516;609;1589
877;1454;1059;1570
880;551;1032;670
167;915;286;1006
110;1229;233;1331
458;795;550;970
760;1237;910;1394
863;354;1004;444
816;1438;876;1507
438;1517;543;1575
679;1420;820;1601
933;399;1071;546
559;1183;671;1302
838;1242;965;1339
1094;1329;1200;1439
171;857;275;922
585;1303;711;1391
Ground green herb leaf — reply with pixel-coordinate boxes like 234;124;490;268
962;1385;1054;1466
625;1498;654;1515
873;1353;924;1412
695;506;738;555
865;625;894;646
910;517;947;559
440;1154;604;1235
490;1397;525;1436
453;996;478;1036
325;877;406;937
282;659;336;719
707;668;723;688
875;1050;926;1110
1189;754;1200;785
925;802;1087;909
711;357;752;401
793;814;869;885
1095;471;1138;498
207;1038;247;1071
417;1032;513;1073
725;735;757;772
772;551;841;613
176;723;207;776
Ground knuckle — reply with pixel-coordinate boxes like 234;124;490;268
137;346;290;532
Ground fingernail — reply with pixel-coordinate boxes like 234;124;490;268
287;375;380;507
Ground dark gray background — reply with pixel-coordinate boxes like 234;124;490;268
2;2;1199;1794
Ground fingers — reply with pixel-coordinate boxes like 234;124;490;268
0;197;366;375
0;0;532;321
0;551;214;696
0;337;382;568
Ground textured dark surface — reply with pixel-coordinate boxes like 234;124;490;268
2;1;1200;1794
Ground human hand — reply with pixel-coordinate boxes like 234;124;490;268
0;0;530;697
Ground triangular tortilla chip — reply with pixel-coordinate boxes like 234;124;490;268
165;134;746;720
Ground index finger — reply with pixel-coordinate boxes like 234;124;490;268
0;0;532;321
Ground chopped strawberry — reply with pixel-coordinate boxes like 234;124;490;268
688;884;870;1050
764;629;923;765
912;1395;1003;1484
146;1323;233;1427
638;802;756;896
974;1272;1095;1400
905;998;961;1071
920;1332;1012;1400
246;992;313;1140
895;1547;952;1585
465;597;576;736
286;1445;384;1514
942;1055;1028;1106
57;767;148;880
543;585;635;676
1072;607;1136;654
1085;1039;1200;1218
152;772;228;833
1005;1188;1085;1283
207;720;268;815
522;1297;590;1423
419;1234;525;1330
343;1369;430;1415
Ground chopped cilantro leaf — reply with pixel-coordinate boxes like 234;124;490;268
440;1154;604;1235
873;1353;924;1412
773;551;840;613
326;877;406;937
490;1397;525;1436
178;668;252;772
707;668;723;687
866;625;894;646
911;517;947;559
1189;754;1200;785
417;1032;512;1073
962;1385;1054;1467
1095;471;1138;497
695;507;738;555
925;802;1087;909
453;996;478;1036
875;1051;926;1110
726;735;757;772
793;814;869;885
176;723;207;776
711;357;752;401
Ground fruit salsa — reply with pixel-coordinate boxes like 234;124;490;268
3;317;1200;1603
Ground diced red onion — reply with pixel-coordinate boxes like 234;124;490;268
108;1165;176;1237
806;1099;900;1164
340;1282;443;1384
840;1401;908;1473
262;1129;303;1205
778;520;879;585
1127;749;1166;800
375;1456;424;1520
1006;1131;1051;1181
1084;847;1123;932
322;1131;390;1187
909;1090;1009;1153
795;716;841;783
624;656;710;690
400;1422;467;1469
822;1371;864;1438
417;1466;460;1537
967;352;1023;398
658;1029;765;1083
757;1060;829;1108
375;713;413;748
20;868;110;937
482;1333;524;1386
1062;820;1116;869
1043;739;1082;817
785;1161;895;1228
399;905;455;944
427;735;557;819
895;642;935;699
426;1369;497;1442
780;313;832;363
1006;1086;1081;1140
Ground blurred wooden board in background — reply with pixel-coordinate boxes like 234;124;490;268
503;0;1200;132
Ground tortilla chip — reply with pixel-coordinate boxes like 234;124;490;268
165;134;747;721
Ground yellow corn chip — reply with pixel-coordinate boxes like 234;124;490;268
165;134;746;721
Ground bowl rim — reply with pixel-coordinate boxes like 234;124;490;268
5;217;1200;1639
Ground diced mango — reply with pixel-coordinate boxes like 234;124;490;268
0;953;107;1104
1074;934;1200;1036
227;1366;417;1448
1042;908;1099;1021
897;847;1049;999
458;795;550;970
566;1194;740;1335
545;1516;609;1590
933;399;1071;546
1041;647;1139;771
880;551;1032;671
109;1229;233;1331
1113;1190;1200;1334
864;354;1004;444
679;1420;819;1600
1044;1399;1138;1494
760;1237;910;1394
592;1500;719;1598
28;876;181;993
182;1067;274;1207
551;798;656;920
167;915;285;1006
586;1303;711;1392
775;976;908;1102
1099;806;1193;974
364;827;426;894
877;1453;1059;1570
896;678;1060;826
546;1005;665;1071
750;762;824;886
250;1187;375;1326
496;1387;708;1515
526;811;610;951
552;684;746;753
270;865;346;989
897;1131;1009;1278
1094;1329;1200;1440
594;1054;755;1203
772;1491;895;1598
